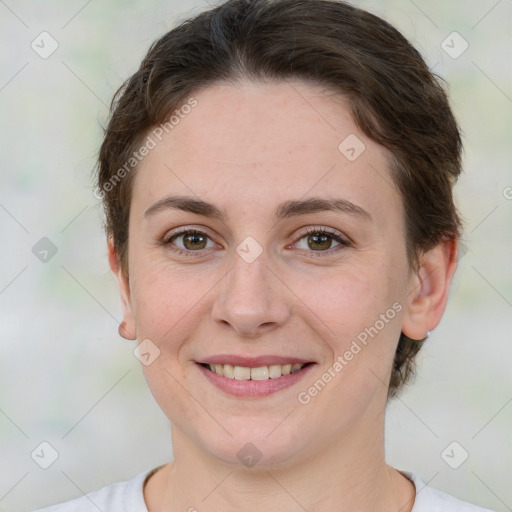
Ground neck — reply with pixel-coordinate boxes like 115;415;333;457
145;409;415;512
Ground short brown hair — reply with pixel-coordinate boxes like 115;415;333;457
96;0;463;397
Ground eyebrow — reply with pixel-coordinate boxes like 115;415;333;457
144;195;372;222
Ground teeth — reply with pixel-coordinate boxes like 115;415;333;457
281;364;292;375
234;366;251;380
206;362;306;380
268;364;282;378
222;364;234;379
250;366;269;380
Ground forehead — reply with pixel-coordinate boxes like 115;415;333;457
131;80;401;224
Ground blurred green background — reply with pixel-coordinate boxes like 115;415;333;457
0;1;511;511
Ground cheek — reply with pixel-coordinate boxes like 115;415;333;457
294;259;402;344
294;274;402;424
130;260;212;339
292;260;404;398
141;362;209;444
128;263;206;424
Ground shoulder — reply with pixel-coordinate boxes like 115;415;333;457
31;467;158;512
405;472;496;512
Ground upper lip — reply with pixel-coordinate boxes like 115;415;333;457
198;355;314;367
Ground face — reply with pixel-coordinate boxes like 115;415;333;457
114;80;422;468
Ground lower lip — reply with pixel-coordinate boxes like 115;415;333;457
196;363;315;398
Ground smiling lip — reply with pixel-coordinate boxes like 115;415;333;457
195;355;316;398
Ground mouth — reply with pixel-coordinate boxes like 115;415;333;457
198;362;313;380
195;360;316;398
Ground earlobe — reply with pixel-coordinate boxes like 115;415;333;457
401;238;459;341
107;237;137;341
118;321;136;340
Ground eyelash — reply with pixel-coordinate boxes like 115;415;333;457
163;226;352;259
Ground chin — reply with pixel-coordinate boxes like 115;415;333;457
192;420;313;470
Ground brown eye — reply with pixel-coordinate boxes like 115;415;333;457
181;232;208;250
165;229;216;256
293;227;351;257
306;233;335;251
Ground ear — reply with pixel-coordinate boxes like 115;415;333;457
401;238;459;340
107;236;137;340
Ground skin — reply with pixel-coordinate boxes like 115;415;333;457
108;79;458;512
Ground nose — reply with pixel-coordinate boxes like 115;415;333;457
211;250;291;339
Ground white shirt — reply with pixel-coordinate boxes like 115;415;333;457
33;467;496;511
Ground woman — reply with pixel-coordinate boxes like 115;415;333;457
35;0;495;510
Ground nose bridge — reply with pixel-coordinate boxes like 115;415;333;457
231;246;272;301
212;245;290;337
